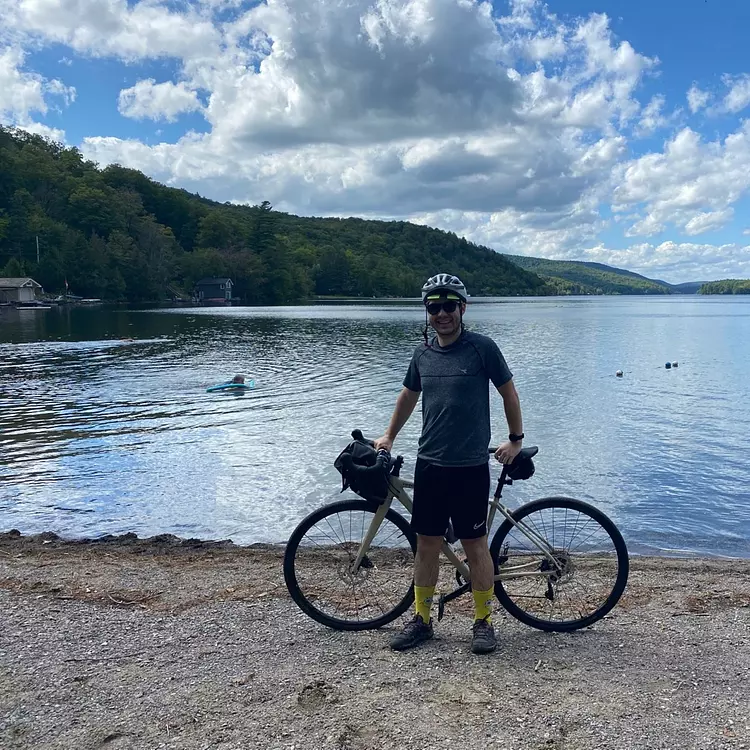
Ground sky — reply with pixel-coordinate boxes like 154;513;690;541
2;0;750;283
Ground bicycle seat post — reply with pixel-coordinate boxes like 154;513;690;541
494;465;510;500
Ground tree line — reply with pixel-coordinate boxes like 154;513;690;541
698;279;750;295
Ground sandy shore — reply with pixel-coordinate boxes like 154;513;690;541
0;530;749;750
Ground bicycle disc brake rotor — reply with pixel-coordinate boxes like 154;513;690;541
338;553;374;583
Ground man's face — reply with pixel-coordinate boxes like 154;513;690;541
425;294;465;337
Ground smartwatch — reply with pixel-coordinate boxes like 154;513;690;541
509;433;524;443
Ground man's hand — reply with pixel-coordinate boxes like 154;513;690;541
494;441;522;465
374;435;394;452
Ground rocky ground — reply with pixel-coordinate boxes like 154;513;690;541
0;530;749;750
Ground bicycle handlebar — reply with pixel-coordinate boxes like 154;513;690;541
351;430;535;466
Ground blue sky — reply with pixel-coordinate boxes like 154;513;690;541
2;0;750;282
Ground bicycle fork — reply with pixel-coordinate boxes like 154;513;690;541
350;500;391;572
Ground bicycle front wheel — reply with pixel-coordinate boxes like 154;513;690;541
490;497;629;632
283;499;417;631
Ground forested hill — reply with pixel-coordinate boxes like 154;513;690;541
698;279;750;294
0;127;549;303
503;255;676;295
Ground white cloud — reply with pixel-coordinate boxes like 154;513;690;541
573;13;655;82
580;241;750;283
0;45;74;135
18;119;65;141
687;83;710;113
201;0;523;148
683;209;734;236
634;94;670;136
0;46;46;118
721;74;750;114
614;125;750;237
118;79;202;122
625;214;666;238
14;0;221;62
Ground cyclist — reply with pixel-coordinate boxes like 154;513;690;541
374;273;524;654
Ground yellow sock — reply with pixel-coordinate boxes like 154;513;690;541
414;585;435;624
473;587;494;624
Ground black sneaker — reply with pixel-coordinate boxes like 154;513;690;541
471;617;497;654
389;614;434;651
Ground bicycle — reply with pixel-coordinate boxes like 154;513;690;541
284;430;629;633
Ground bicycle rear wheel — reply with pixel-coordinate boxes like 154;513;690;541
490;497;629;632
284;499;417;631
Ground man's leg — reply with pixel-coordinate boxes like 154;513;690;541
449;462;496;654
413;534;443;622
461;536;497;654
390;534;442;651
390;460;447;651
462;536;495;621
461;536;494;593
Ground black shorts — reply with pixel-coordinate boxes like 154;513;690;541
411;459;491;540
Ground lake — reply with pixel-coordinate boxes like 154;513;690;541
1;296;749;558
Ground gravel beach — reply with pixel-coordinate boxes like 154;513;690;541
1;530;748;750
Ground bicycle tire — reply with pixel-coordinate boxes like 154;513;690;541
490;496;629;632
284;499;417;631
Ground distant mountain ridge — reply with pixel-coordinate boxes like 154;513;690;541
503;254;704;295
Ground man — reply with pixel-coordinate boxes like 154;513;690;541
374;273;524;654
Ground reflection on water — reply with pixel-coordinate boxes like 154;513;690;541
1;298;749;558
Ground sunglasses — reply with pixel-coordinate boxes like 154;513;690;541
426;300;459;315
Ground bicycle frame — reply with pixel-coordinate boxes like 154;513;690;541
350;467;564;585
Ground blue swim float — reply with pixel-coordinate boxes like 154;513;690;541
206;379;255;393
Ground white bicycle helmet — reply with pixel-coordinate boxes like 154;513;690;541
421;273;469;302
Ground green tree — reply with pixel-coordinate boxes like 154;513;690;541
2;257;24;277
196;211;242;250
0;209;9;243
68;185;123;236
315;247;355;295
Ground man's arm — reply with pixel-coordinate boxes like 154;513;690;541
374;387;420;452
494;378;524;464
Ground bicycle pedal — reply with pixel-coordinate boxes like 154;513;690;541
437;596;446;622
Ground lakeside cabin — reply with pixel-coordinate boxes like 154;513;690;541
194;277;233;306
0;277;43;304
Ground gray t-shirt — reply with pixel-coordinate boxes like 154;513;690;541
403;330;512;467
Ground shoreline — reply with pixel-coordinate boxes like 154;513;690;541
2;528;748;562
1;530;749;749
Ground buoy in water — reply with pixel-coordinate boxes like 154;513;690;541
616;370;623;377
665;362;672;369
672;361;679;368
